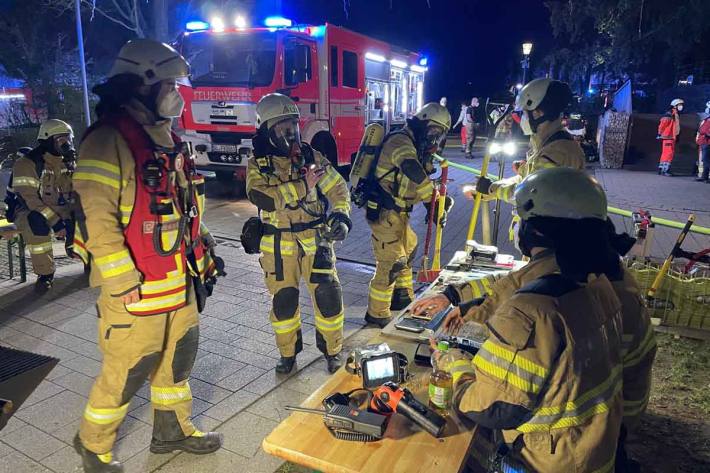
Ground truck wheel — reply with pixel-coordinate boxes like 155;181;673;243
215;170;246;198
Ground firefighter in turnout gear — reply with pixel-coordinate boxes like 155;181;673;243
11;119;76;292
454;168;624;473
472;79;584;245
246;93;351;375
71;39;223;472
364;102;452;327
476;79;585;203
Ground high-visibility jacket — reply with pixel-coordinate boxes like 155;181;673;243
246;143;350;258
12;150;73;226
658;111;680;140
455;273;623;472
450;251;656;432
696;116;710;146
613;269;657;430
73;107;213;315
488;119;585;203
372;128;434;212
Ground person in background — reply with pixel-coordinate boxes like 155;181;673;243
657;98;684;176
439;97;449;154
695;100;710;182
10;120;76;293
452;101;468;153
464;97;480;158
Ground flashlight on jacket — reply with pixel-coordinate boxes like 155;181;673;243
370;382;446;438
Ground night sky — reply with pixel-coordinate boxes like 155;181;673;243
281;0;553;104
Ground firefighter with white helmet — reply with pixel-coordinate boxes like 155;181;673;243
10;118;76;292
470;78;585;249
72;39;223;472
454;167;624;472
657;98;684;176
246;92;351;375
363;102;452;327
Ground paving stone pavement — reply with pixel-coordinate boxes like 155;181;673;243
1;143;707;472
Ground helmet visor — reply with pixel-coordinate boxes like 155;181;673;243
269;117;301;155
422;124;447;153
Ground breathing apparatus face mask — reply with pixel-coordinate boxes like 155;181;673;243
48;134;76;163
156;80;186;118
419;123;447;156
520;110;534;136
269;117;301;157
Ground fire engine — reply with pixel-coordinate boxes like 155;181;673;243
174;16;428;191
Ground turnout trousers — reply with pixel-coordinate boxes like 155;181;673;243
79;289;200;454
261;242;345;357
15;210;55;276
367;210;418;319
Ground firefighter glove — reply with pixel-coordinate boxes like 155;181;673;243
325;212;352;241
425;195;454;227
475;176;493;195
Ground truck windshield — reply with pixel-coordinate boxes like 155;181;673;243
182;32;276;87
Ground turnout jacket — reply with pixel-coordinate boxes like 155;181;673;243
488;119;585;202
12;150;73;226
373;128;435;212
73;100;214;314
246;144;350;257
455;272;623;472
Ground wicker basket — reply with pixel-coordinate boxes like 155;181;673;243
625;258;710;329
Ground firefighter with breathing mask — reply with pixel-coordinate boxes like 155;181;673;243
364;102;453;327
10;119;76;292
246;93;351;375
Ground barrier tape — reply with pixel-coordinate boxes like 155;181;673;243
433;156;710;236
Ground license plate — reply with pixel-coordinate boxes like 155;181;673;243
212;144;238;153
211;109;235;117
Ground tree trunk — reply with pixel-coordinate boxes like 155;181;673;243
153;0;168;42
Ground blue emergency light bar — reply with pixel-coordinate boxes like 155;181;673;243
264;16;292;27
186;20;210;31
419;57;428;66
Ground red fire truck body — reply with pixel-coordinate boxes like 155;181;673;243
175;22;427;186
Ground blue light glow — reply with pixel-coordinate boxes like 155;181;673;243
264;16;292;27
308;25;326;37
186;20;210;31
587;88;596;94
418;57;428;66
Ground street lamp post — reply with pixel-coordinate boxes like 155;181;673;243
74;0;91;128
521;42;533;85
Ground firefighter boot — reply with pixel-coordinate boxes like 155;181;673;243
325;353;342;374
150;430;223;455
365;313;391;329
73;434;123;473
34;273;54;294
276;356;296;374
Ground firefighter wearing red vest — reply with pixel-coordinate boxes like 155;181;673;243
657;98;683;176
10;120;76;292
364;103;452;327
71;39;222;472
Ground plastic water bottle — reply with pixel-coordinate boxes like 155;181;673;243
429;341;453;410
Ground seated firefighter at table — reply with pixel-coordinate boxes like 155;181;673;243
452;168;624;472
246;93;351;375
